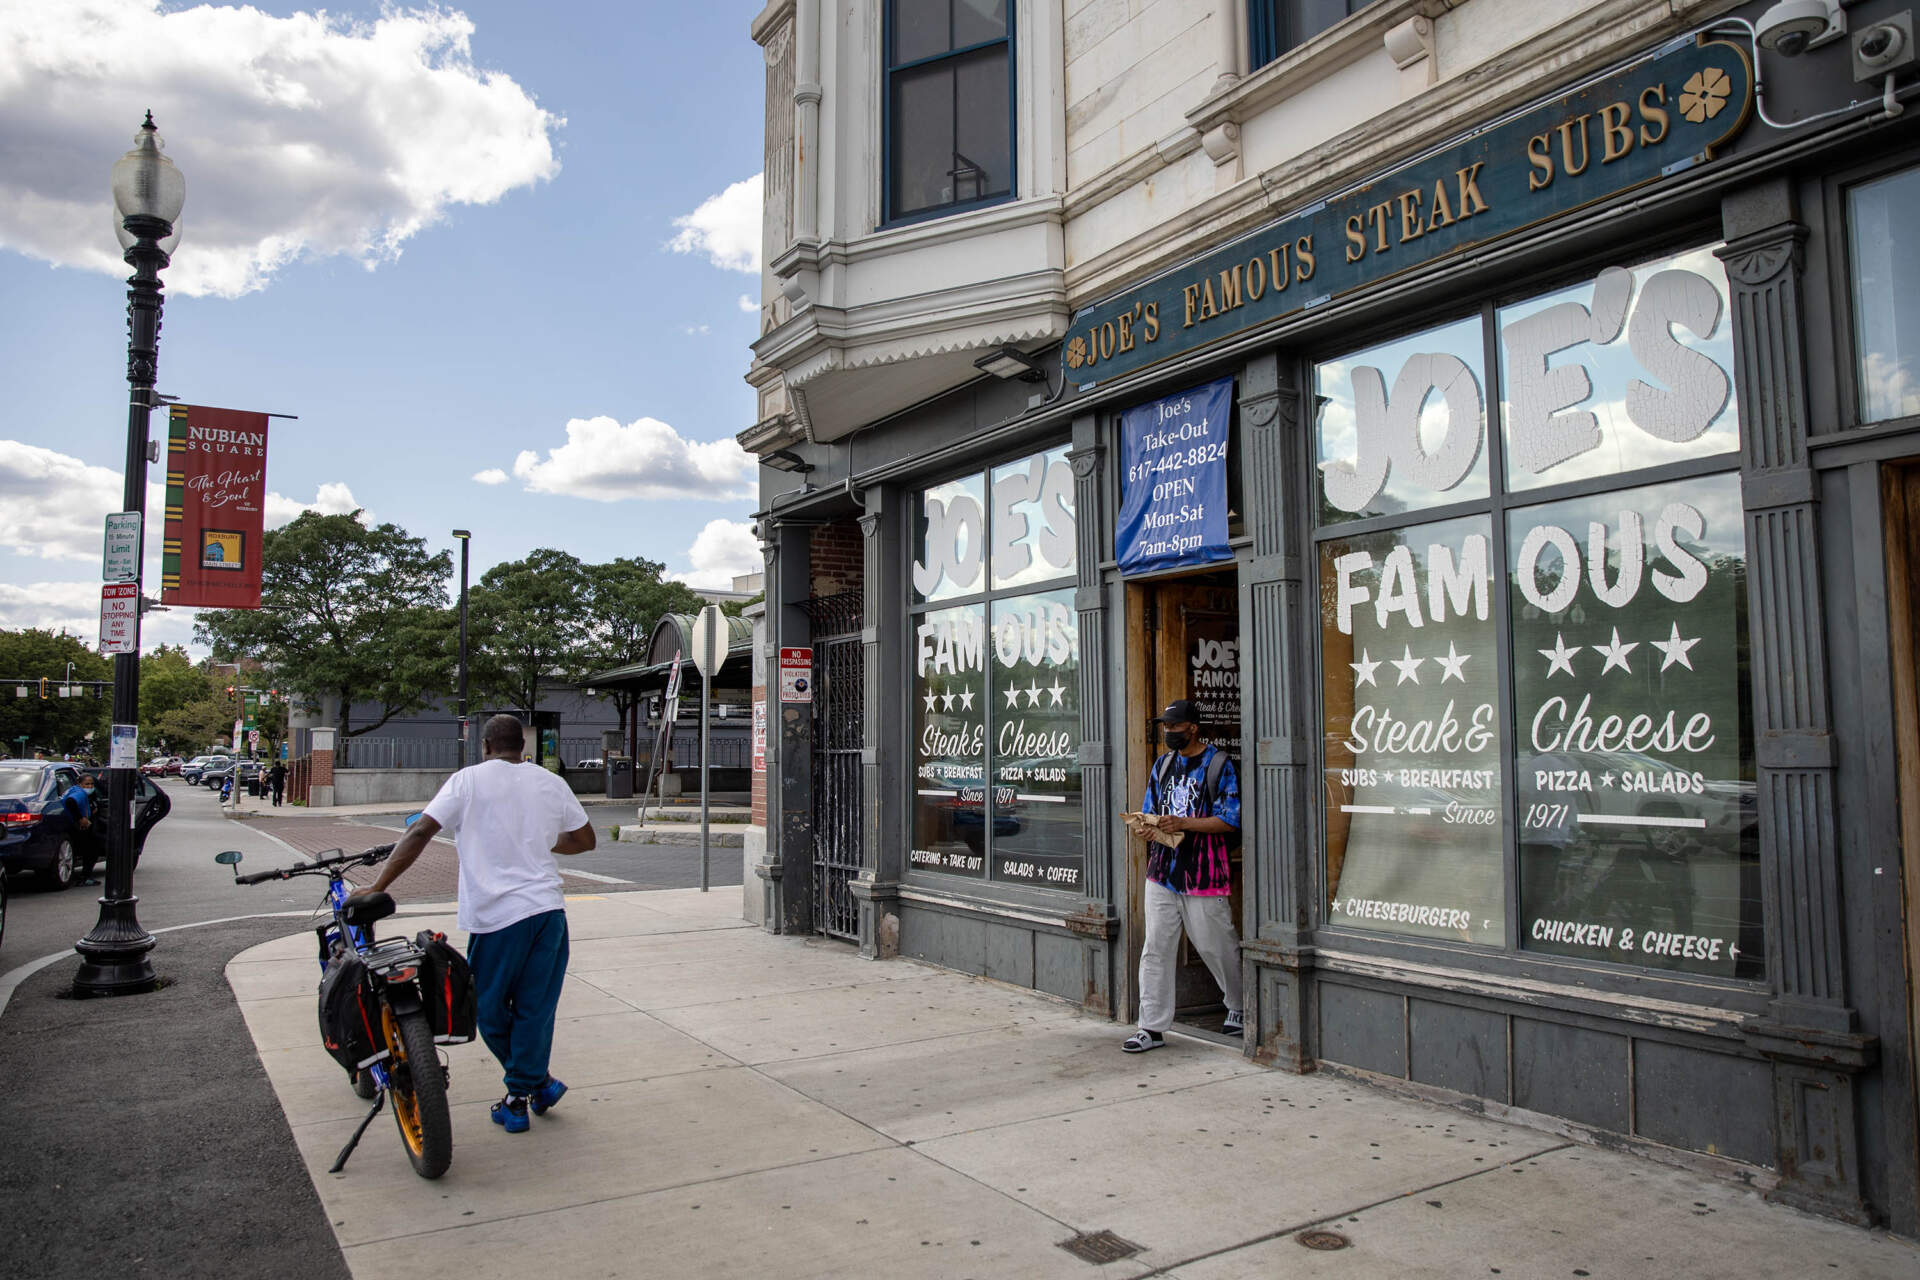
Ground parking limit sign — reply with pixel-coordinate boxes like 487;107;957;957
99;582;138;653
779;647;813;703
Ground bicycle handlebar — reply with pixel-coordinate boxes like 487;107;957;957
233;843;395;885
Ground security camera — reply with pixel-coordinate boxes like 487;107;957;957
1854;13;1916;81
1756;0;1845;56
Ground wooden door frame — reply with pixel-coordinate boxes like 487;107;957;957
1884;460;1920;1204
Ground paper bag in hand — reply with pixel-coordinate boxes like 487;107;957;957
1123;810;1185;849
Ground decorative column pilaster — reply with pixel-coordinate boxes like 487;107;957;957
1718;181;1875;1223
1236;351;1315;1071
758;518;816;934
1064;415;1117;1015
853;493;904;958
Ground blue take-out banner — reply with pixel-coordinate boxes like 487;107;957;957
1116;377;1234;576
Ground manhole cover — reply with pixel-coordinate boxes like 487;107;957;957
1059;1230;1144;1264
1297;1229;1352;1251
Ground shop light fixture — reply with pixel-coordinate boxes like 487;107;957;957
974;345;1049;382
763;448;814;474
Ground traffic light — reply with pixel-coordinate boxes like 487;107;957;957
38;678;47;700
226;685;235;697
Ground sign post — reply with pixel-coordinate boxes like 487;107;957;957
690;604;725;893
98;583;138;654
103;512;140;582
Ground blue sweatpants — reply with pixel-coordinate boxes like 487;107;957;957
466;909;569;1096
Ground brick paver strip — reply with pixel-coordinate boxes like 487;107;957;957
238;816;463;900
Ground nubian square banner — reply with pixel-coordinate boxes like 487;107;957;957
161;403;268;609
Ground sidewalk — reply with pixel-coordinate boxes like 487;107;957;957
228;891;1917;1280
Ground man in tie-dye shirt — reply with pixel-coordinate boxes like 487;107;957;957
1123;700;1243;1053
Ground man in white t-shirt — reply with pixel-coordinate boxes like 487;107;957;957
359;715;596;1134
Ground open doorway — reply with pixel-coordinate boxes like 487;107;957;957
1123;568;1243;1041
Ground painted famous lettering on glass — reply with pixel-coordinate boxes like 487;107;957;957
1321;515;1505;945
1317;249;1739;522
1316;317;1489;524
912;604;988;876
1509;472;1760;978
916;447;1076;603
990;446;1077;589
988;588;1084;889
1499;247;1738;489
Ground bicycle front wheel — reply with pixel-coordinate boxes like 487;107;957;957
385;1005;452;1179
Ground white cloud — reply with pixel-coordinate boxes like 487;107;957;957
0;441;127;560
472;467;508;485
668;173;762;274
508;415;753;502
0;0;563;298
669;519;762;591
265;481;366;528
737;294;758;314
681;323;711;336
0;578;199;651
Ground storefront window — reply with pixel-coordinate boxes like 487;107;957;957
1498;247;1738;490
911;445;1081;889
912;603;988;877
1849;166;1920;423
1510;473;1759;978
988;588;1083;889
1321;515;1504;945
1315;315;1489;525
1314;245;1761;980
990;446;1076;589
915;473;987;602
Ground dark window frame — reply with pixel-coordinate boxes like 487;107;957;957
1247;0;1376;71
1302;242;1766;994
881;0;1018;227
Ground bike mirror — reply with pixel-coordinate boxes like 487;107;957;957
214;850;243;866
404;811;423;827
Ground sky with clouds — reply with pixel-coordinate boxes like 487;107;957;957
0;0;767;651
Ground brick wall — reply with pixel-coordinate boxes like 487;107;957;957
809;520;864;598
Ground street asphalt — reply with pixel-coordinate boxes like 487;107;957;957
0;780;746;1280
0;916;351;1280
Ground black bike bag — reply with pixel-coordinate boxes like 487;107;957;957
414;930;477;1045
317;952;389;1072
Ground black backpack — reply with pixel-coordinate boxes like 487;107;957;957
1150;747;1242;851
414;930;477;1045
316;952;387;1073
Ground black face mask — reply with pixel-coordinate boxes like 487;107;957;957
1163;728;1192;752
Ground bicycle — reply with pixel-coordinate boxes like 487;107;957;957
216;843;467;1179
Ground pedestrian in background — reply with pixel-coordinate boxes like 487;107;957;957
355;714;596;1134
1123;699;1243;1053
63;772;103;886
268;760;286;807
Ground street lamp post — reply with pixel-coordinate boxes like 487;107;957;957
74;112;185;997
453;530;471;767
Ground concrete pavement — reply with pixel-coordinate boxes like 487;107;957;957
229;890;1917;1280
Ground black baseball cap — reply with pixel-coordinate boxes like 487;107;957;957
1155;699;1201;725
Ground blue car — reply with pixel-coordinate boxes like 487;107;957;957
0;760;170;890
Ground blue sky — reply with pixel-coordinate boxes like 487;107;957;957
0;0;768;650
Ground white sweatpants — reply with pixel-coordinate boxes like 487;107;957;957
1138;878;1242;1032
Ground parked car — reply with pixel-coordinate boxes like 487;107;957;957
200;758;238;789
141;756;182;777
0;760;171;889
181;755;229;784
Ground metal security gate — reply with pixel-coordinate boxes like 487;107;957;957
808;591;864;940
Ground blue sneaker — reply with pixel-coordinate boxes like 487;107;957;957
491;1094;529;1133
530;1076;568;1115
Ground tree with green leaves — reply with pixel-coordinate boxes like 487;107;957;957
195;512;455;757
467;547;592;717
0;630;111;758
577;556;706;730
